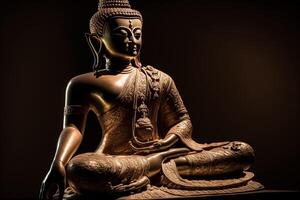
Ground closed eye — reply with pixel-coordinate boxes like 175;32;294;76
112;28;129;38
134;29;142;40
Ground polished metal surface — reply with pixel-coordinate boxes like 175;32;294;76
39;1;263;199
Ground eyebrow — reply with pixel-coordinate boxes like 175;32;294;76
112;26;142;32
132;27;142;32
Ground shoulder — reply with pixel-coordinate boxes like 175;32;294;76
143;65;174;92
65;72;96;99
67;72;94;88
66;72;105;92
143;65;173;82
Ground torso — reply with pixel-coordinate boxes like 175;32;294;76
67;66;168;155
68;68;135;113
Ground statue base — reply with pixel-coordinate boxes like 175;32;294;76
119;180;263;199
61;180;265;200
123;188;298;200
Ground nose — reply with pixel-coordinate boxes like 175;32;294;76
129;35;134;41
128;34;135;43
128;32;137;43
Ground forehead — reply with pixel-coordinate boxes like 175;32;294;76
108;17;142;29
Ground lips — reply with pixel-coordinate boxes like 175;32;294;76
128;44;138;55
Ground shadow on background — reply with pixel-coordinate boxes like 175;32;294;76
0;0;299;198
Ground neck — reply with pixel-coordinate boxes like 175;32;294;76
105;56;135;74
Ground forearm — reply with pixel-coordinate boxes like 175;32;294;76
158;134;179;150
52;126;83;166
166;118;192;141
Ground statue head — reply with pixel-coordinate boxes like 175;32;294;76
88;0;143;72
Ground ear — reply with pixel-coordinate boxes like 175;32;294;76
85;33;103;72
89;33;102;48
93;34;103;43
91;35;108;55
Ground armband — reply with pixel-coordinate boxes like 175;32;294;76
64;105;87;115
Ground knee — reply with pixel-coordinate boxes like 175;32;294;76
66;153;94;179
230;141;254;156
66;153;112;193
229;141;255;169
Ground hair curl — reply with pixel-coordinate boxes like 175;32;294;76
90;0;143;36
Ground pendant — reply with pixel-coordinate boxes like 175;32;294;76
135;98;153;142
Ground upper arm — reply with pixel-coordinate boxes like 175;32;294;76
63;78;90;133
158;74;191;135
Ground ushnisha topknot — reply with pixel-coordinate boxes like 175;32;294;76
90;0;143;36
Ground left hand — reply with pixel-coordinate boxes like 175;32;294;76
131;140;164;154
134;140;171;154
152;139;164;148
132;134;179;154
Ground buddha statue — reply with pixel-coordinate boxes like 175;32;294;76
39;0;263;199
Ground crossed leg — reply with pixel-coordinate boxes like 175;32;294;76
66;153;150;194
174;141;255;177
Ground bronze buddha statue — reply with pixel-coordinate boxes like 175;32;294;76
39;0;263;199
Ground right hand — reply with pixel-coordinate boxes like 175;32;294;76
39;161;66;200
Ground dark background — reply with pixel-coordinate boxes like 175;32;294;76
1;0;299;199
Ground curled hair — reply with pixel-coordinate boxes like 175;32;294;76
90;0;143;36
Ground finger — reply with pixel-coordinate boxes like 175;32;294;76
57;180;66;200
112;184;123;192
39;182;49;200
39;183;45;200
154;143;162;148
114;186;122;192
153;143;159;147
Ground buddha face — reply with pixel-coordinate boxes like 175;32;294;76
101;17;142;60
